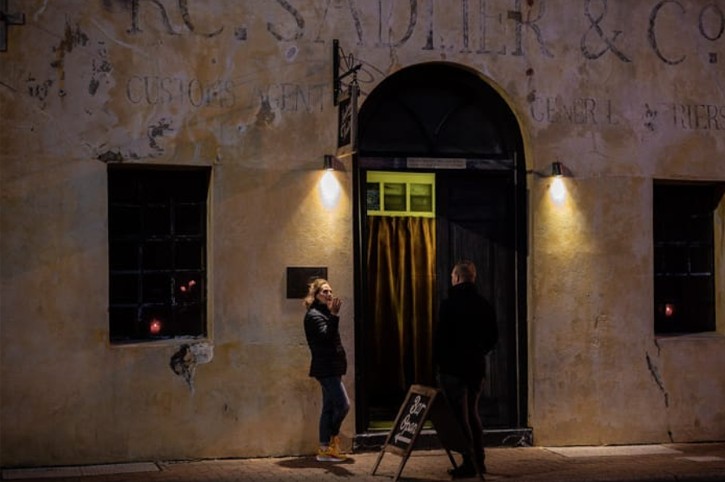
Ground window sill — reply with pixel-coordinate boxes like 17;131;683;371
110;336;209;348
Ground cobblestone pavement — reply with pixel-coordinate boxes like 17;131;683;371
2;443;724;482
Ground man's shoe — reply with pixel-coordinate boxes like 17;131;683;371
316;446;347;462
448;463;478;478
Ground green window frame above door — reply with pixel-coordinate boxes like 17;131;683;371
366;171;435;218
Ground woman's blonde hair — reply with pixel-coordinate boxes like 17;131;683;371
304;278;329;309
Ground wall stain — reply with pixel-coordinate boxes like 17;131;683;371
89;44;112;96
51;20;89;83
148;118;174;151
170;344;196;392
97;150;124;163
255;95;276;126
26;77;53;106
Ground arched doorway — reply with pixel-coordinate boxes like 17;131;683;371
353;63;529;441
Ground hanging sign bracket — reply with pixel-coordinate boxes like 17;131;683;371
332;39;362;106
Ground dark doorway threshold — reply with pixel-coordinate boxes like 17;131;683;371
353;428;533;452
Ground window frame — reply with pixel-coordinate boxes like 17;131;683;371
653;180;724;336
107;165;211;344
366;171;436;218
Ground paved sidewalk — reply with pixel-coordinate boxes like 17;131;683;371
2;443;724;481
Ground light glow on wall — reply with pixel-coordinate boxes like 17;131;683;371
539;175;592;258
319;171;342;209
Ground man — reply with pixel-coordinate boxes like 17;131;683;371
435;260;499;478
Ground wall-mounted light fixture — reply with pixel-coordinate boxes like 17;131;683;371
526;161;570;178
323;154;346;171
323;154;335;171
549;162;568;204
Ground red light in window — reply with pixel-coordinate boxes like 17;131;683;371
179;280;196;294
664;303;675;317
149;318;162;334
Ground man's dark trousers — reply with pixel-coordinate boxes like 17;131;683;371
438;372;485;474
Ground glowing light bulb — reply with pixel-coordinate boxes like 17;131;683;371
319;171;341;208
550;177;567;204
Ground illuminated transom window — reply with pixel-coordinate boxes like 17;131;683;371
653;181;724;335
107;166;210;343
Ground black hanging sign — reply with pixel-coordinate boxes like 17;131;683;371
336;84;358;159
370;384;480;482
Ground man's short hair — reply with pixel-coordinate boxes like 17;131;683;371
454;260;477;282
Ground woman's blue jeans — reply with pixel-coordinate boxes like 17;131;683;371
316;376;350;445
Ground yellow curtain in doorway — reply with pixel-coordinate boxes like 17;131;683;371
366;216;436;398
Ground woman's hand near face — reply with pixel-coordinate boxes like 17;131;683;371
329;297;342;315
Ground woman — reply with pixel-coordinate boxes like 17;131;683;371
303;278;350;462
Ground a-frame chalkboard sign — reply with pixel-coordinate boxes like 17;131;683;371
370;384;482;481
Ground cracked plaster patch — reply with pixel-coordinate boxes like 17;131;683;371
170;342;214;392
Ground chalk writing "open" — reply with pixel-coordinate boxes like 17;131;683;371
398;414;419;437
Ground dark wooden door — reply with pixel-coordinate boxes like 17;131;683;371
435;170;517;428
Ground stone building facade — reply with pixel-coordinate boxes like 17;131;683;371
1;0;724;468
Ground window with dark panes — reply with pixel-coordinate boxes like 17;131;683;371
653;182;724;335
108;166;210;343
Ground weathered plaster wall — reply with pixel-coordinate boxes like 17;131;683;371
530;176;725;445
520;0;725;445
1;0;723;467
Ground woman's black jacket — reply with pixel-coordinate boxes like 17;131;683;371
304;300;347;378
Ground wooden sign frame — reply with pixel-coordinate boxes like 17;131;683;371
371;385;437;481
370;384;480;482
